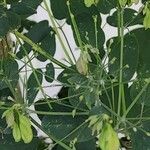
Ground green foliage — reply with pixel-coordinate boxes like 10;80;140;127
27;69;43;105
0;0;150;150
108;34;139;81
0;58;19;90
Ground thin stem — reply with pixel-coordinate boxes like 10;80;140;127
43;0;74;64
124;82;149;117
53;121;87;147
59;26;77;63
15;35;52;109
93;15;98;49
14;31;70;70
31;118;72;150
117;7;125;118
28;109;89;116
121;84;126;113
66;1;84;52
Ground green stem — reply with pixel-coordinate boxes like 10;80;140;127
124;82;149;117
43;0;74;64
66;1;84;52
53;121;87;147
14;31;70;70
31;118;72;150
117;7;125;118
15;35;52;108
127;117;150;120
93;15;98;49
121;84;126;113
28;109;89;116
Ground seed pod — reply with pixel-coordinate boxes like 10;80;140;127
13;122;21;142
19;114;33;143
143;3;150;29
2;109;15;128
76;53;88;75
84;0;99;7
99;122;120;150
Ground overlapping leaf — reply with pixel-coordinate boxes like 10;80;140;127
17;20;56;61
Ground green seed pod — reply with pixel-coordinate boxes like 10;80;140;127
143;3;150;29
84;0;99;7
99;122;120;150
76;54;88;75
12;122;21;142
19;114;33;143
2;109;15;128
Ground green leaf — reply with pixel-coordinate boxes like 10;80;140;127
50;0;97;20
130;121;150;150
17;20;56;60
18;19;36;33
0;88;13;101
27;69;43;105
6;11;21;30
129;28;150;78
89;104;109;116
40;102;93;143
10;0;43;18
57;66;76;84
0;136;40;150
68;73;96;109
50;0;68;20
97;0;116;14
107;8;143;27
130;78;150;106
0;59;19;90
100;84;130;115
68;87;89;110
108;34;139;81
6;0;19;4
0;9;20;37
71;13;105;58
42;115;94;142
45;63;55;83
36;30;56;62
35;99;73;120
0;13;9;38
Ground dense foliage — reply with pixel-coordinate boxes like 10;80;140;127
0;0;150;149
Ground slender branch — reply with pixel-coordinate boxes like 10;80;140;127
31;118;72;150
124;82;149;117
28;109;89;116
14;31;71;70
43;0;74;64
117;7;125;117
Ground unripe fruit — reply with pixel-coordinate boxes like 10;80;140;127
76;54;88;75
84;0;99;7
2;109;15;128
99;122;120;150
19;114;33;143
13;122;21;142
